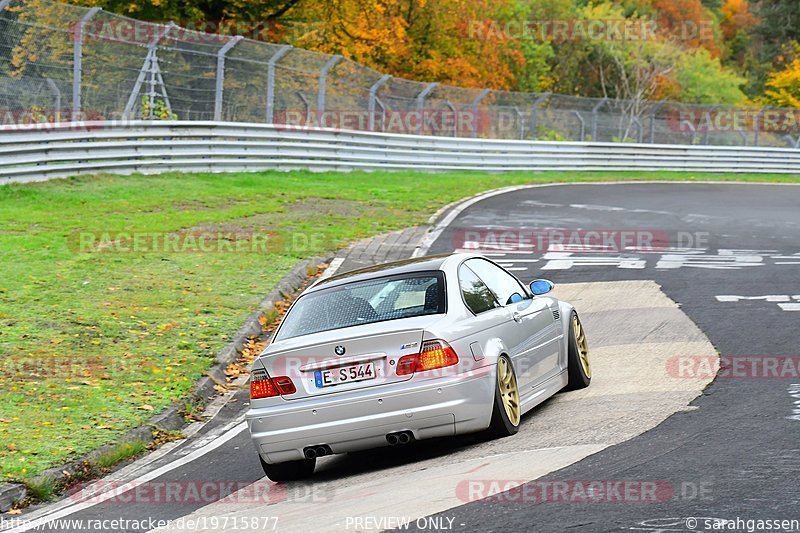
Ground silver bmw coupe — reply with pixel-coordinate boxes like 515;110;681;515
246;253;590;481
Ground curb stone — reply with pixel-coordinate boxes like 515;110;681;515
0;255;329;512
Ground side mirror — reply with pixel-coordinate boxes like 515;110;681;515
530;279;554;296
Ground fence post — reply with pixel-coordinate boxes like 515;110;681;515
213;36;242;122
737;130;748;146
590;97;609;141
513;107;524;139
415;82;439;135
632;117;643;143
573;111;585;141
317;55;342;121
681;120;697;145
374;97;386;132
368;74;391;131
296;91;310;126
265;45;292;124
754;106;771;147
45;78;61;123
470;89;491;138
648;101;665;143
72;6;101;120
702;105;720;145
444;101;457;137
529;92;551;140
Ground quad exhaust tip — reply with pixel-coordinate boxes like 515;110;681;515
303;444;332;459
386;430;414;446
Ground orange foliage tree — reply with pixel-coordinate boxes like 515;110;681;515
290;0;523;89
649;0;721;57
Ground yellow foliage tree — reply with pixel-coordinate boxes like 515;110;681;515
764;56;800;108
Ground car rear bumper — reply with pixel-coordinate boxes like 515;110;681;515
246;367;494;464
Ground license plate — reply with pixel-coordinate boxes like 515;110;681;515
315;362;376;388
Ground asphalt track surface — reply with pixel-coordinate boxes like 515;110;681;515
420;183;800;532
6;183;799;533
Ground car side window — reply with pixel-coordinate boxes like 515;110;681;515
458;264;500;315
465;258;527;306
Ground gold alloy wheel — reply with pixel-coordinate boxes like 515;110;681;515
497;357;521;426
573;315;591;378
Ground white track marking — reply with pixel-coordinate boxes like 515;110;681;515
318;257;344;280
4;418;247;533
413;181;800;259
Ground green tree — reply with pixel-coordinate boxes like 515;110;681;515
674;48;748;103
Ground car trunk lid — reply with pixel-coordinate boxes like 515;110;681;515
259;320;432;399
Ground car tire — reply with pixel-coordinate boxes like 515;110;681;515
566;310;591;390
259;456;316;482
488;355;521;437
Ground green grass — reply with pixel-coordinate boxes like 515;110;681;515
22;476;56;503
94;439;147;470
0;169;796;481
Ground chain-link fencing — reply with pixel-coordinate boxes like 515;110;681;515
2;0;799;148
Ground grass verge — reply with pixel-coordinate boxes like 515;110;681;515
0;169;796;482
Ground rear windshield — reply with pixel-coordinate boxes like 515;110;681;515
275;272;445;341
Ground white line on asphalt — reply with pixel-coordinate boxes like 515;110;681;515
3;418;248;533
412;180;800;258
319;257;344;280
413;185;531;257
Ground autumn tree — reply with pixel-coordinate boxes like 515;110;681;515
289;0;523;89
763;44;800;107
649;0;722;57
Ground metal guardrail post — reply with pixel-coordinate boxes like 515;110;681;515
415;82;439;135
590;97;609;141
213;36;242;122
317;55;342;119
368;74;391;132
573;111;585;141
265;45;291;124
648;101;666;144
529;92;551;140
72;6;101;120
470;89;491;138
754;106;771;147
45;78;61;122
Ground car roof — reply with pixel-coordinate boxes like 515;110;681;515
308;253;469;293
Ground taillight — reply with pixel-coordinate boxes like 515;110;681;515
250;369;295;399
396;340;459;375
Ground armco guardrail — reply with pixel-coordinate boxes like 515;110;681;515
1;121;799;184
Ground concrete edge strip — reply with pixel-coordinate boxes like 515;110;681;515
0;256;331;512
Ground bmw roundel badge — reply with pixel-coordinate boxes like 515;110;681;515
335;345;346;356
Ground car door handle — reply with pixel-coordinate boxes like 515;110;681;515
512;312;522;323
